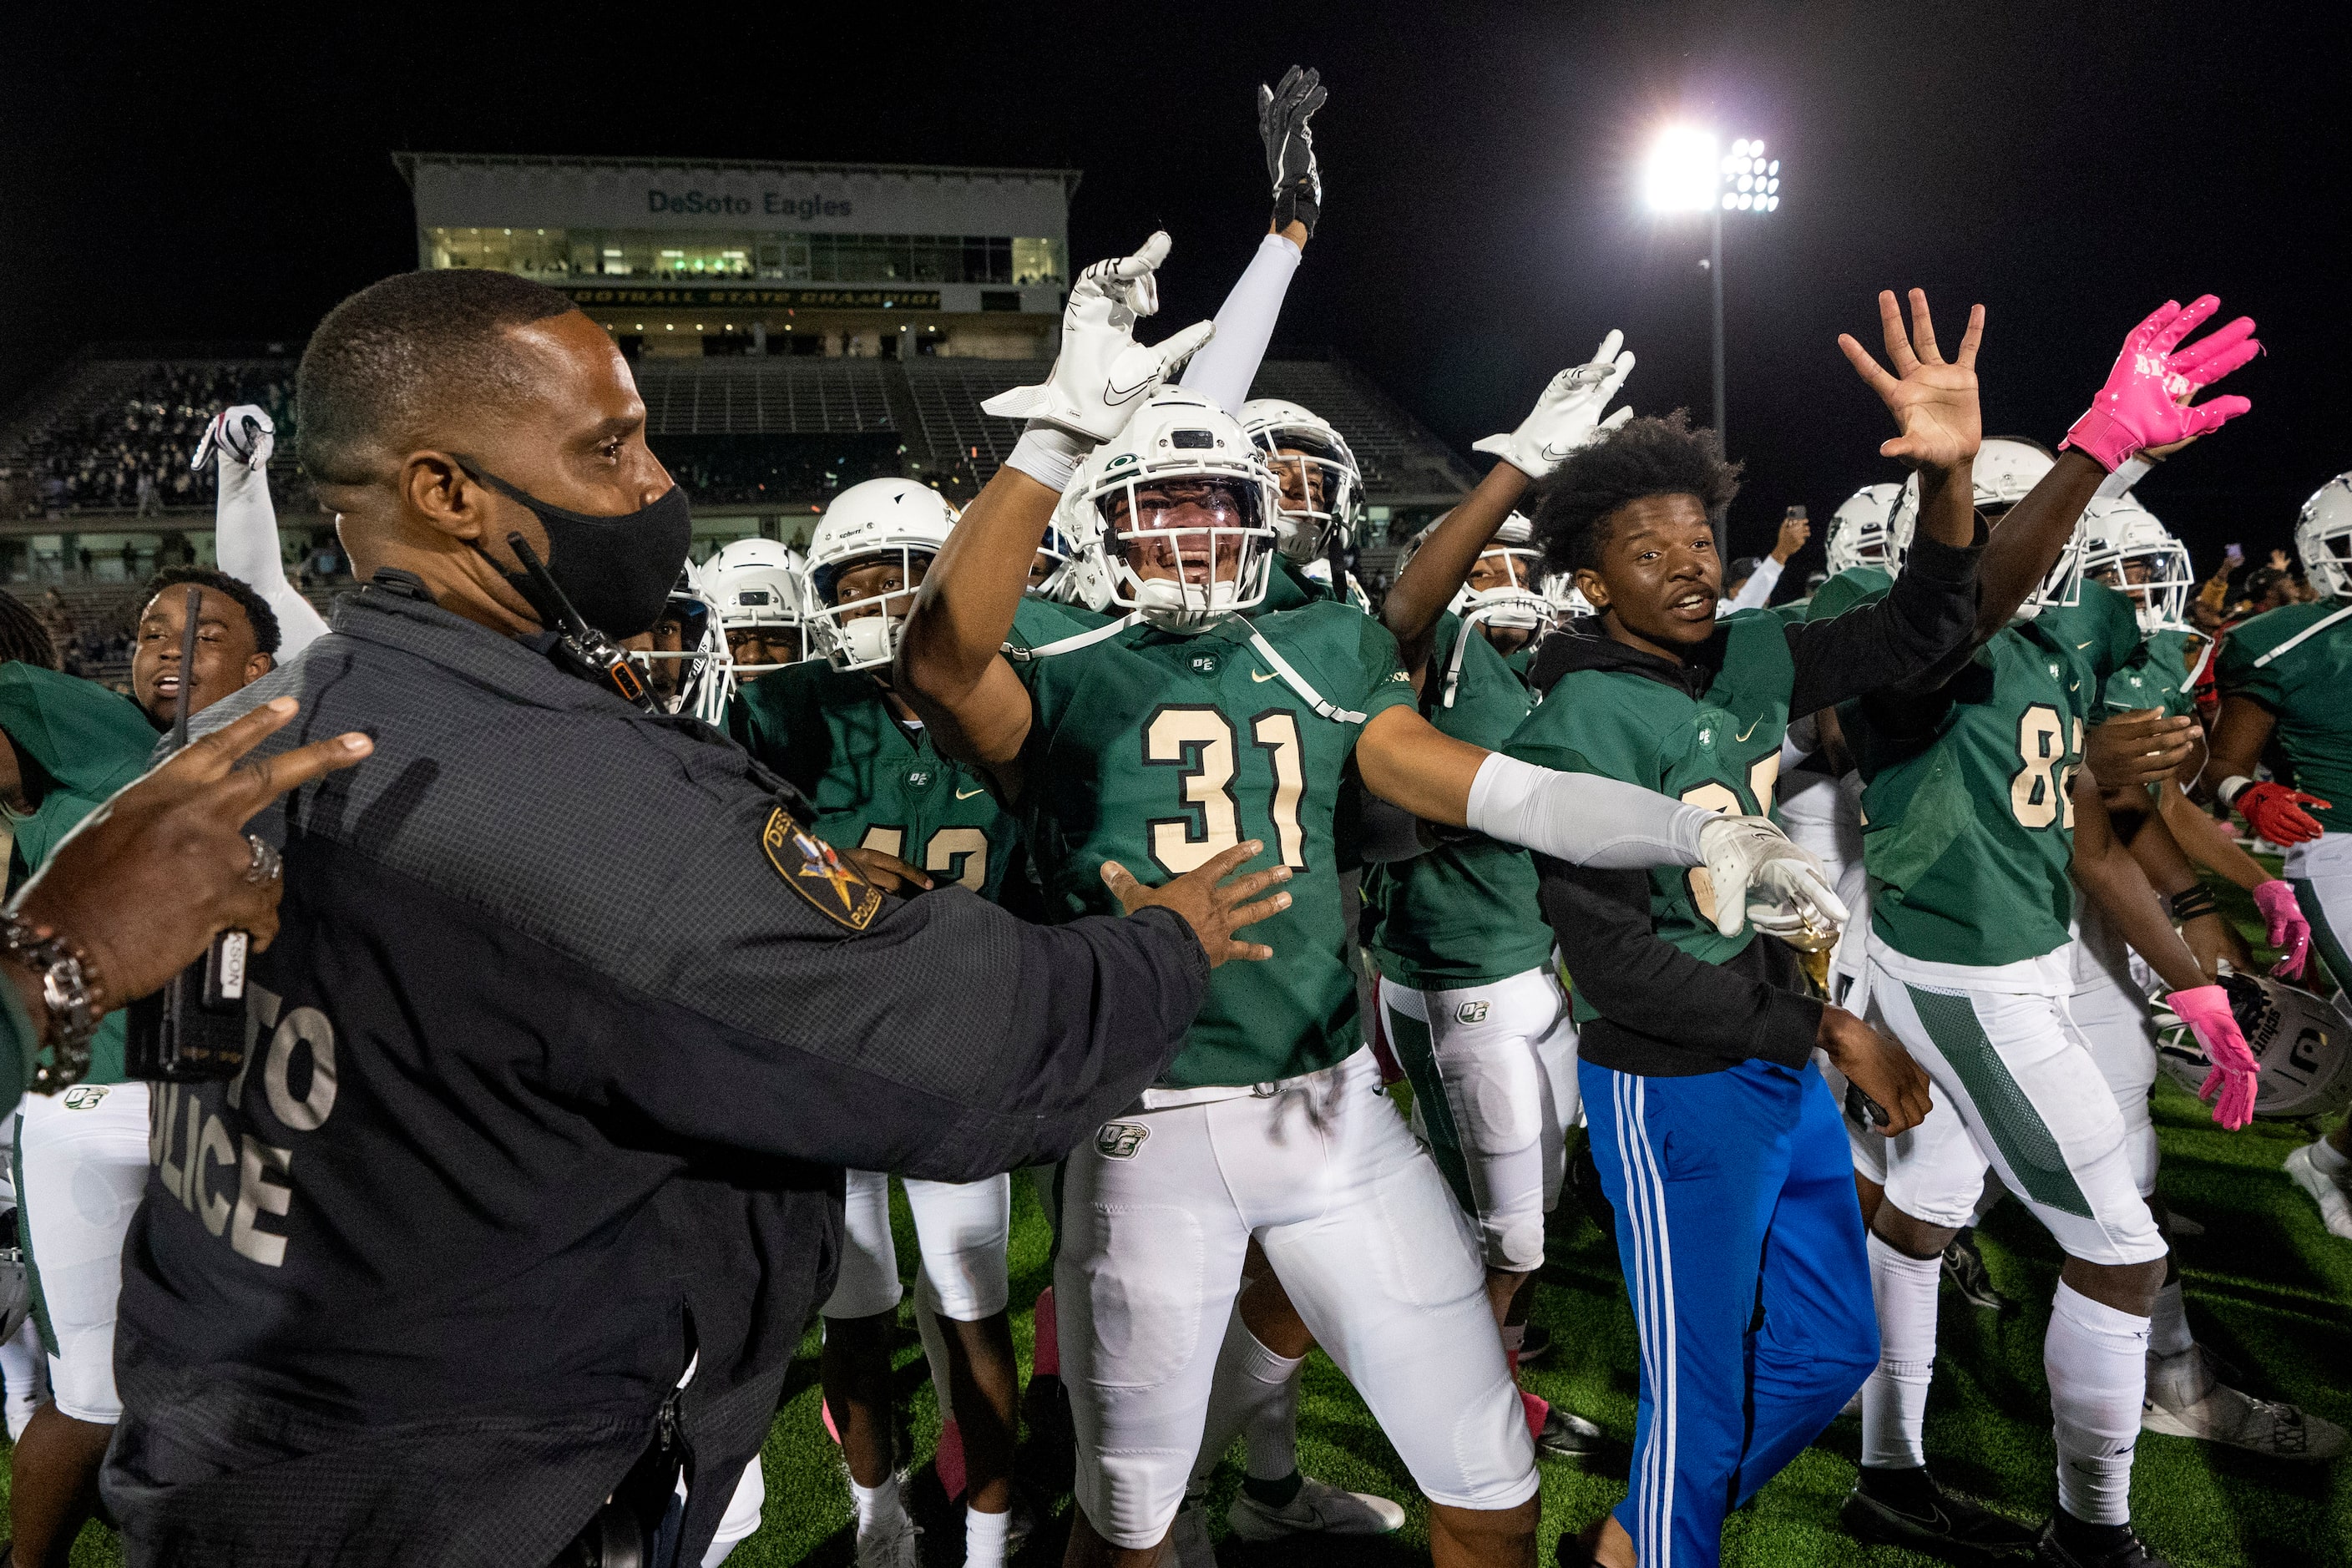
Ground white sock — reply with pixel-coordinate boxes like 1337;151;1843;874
2147;1281;2194;1362
2312;1136;2350;1176
1190;1304;1306;1488
964;1502;1012;1568
850;1473;903;1534
2046;1281;2151;1526
1860;1235;1941;1469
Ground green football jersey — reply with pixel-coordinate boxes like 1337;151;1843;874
0;664;160;1085
1504;645;1539;681
2216;598;2352;834
2102;629;2198;721
1363;613;1552;989
1847;579;2142;967
1504;610;1796;1023
1014;600;1417;1086
730;667;1024;906
1804;564;1895;624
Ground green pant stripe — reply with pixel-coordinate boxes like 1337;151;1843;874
12;1112;58;1359
2292;878;2352;996
1904;985;2095;1219
1381;998;1478;1216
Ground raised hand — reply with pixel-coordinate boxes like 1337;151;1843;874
982;232;1216;447
2062;295;2258;472
1470;330;1636;480
1259;65;1328;235
1837;289;1985;471
1100;840;1291;967
192;404;275;472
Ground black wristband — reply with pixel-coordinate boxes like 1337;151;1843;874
1272;176;1320;238
2168;885;2220;924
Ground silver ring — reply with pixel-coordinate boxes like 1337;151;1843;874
244;836;282;884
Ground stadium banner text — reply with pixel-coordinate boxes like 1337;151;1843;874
560;286;943;310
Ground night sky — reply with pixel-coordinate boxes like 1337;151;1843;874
7;1;2345;573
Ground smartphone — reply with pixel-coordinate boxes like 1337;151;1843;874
1786;505;1807;520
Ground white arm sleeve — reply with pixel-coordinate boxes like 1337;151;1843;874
1464;751;1708;869
1724;554;1784;612
2095;456;2152;499
1176;231;1302;413
212;459;330;657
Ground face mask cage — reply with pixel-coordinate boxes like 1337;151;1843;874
2015;528;2087;621
1252;429;1362;562
2299;496;2352;599
714;573;804;671
806;546;935;671
634;590;735;722
1451;548;1556;634
1824;515;1892;577
1093;465;1280;631
2084;533;2197;636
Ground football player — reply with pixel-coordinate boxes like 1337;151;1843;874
638;560;732;722
899;233;1831;1568
1841;296;2263;1568
728;477;1090;1568
197;403;331;659
5;569;284;1568
2204;471;2352;1237
706;536;807;683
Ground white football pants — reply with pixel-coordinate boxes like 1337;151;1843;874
16;1080;149;1423
822;1168;1011;1323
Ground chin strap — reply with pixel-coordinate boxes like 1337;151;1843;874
1013;611;1142;661
1237;615;1368;724
2252;601;2352;669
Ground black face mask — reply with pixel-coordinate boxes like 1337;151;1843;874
460;460;691;639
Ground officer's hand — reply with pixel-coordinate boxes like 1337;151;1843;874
1816;1005;1933;1136
2085;708;2198;787
842;846;933;895
1100;841;1291;967
11;696;372;1007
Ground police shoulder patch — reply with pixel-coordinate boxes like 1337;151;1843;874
762;807;885;931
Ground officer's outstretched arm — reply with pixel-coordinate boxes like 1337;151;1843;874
1353;705;1843;937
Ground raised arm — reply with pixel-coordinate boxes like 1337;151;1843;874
898;235;1214;789
1179;65;1324;413
1383;332;1634;675
200;406;331;656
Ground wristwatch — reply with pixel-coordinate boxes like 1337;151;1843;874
2;914;102;1091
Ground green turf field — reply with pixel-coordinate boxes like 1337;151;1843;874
9;884;2348;1566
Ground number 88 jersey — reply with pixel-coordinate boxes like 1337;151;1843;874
1016;601;1419;1088
1847;579;2143;969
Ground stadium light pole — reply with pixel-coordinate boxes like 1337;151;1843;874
1643;127;1783;457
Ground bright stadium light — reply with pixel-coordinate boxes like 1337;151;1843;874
1644;126;1721;212
1645;127;1786;456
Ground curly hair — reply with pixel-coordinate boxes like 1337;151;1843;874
140;567;282;656
0;588;58;669
1526;411;1741;579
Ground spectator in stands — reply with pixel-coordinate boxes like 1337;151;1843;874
135;471;158;517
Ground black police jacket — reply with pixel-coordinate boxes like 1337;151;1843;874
103;574;1209;1567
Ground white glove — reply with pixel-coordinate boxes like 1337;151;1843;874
981;232;1215;447
1472;331;1636;480
1696;814;1848;942
193;405;275;472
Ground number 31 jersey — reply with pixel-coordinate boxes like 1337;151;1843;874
1015;601;1417;1088
1845;579;2142;969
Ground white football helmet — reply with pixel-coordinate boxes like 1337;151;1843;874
1823;483;1902;577
1540;570;1595;621
2154;973;2352;1120
1080;387;1281;632
2077;494;2195;636
2295;472;2352;599
1239;397;1363;563
1439;511;1555;640
803;478;960;670
1891;437;2057;572
1298;556;1375;614
1040;471;1119;613
706;537;807;674
635;559;733;724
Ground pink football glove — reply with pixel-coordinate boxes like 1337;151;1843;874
2253;879;2313;979
2061;296;2258;472
2234;781;2329;846
2168;984;2260;1130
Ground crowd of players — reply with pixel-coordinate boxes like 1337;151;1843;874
3;65;2351;1568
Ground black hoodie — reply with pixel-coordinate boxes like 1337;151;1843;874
1525;523;1983;1078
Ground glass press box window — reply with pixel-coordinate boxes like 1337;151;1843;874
427;229;1064;287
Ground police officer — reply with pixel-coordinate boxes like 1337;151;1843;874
101;270;1283;1568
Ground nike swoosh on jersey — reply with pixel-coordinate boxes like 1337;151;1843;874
955;786;988;800
1737;718;1764;742
1251;668;1279;682
2076;640;2095;650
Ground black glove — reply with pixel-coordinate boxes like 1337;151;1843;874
1258;64;1328;237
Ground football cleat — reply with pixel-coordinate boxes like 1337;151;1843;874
1943;1229;2016;1313
2142;1345;2346;1459
1842;1471;2041;1563
2284;1142;2352;1239
1535;1402;1606;1459
852;1508;921;1568
1226;1476;1406;1540
2034;1520;2172;1567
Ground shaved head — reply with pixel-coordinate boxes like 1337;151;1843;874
296;270;574;486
